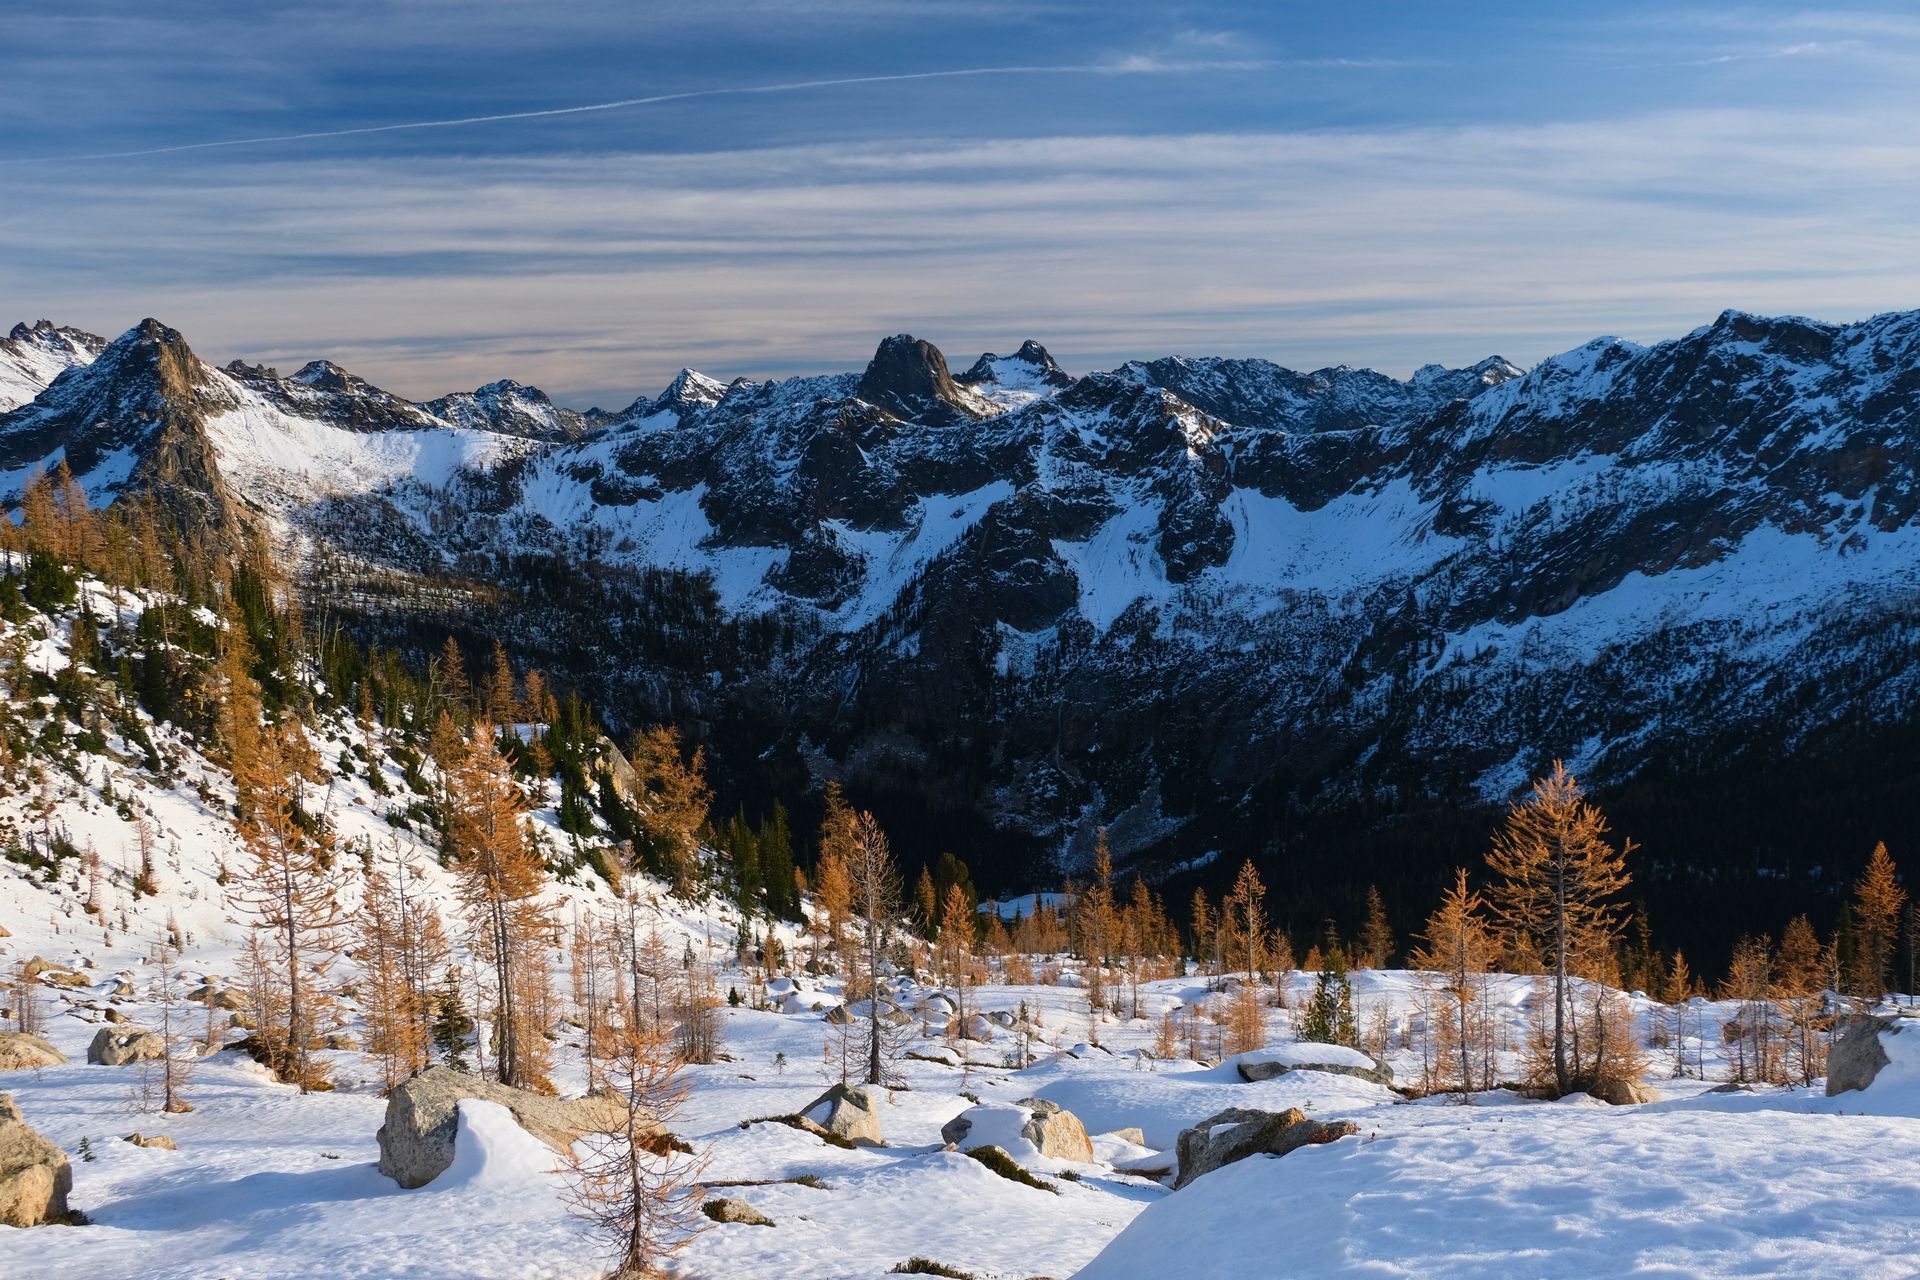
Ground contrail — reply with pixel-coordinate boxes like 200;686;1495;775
5;62;1253;165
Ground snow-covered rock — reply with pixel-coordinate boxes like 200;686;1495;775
941;1097;1094;1164
1229;1042;1393;1087
799;1083;884;1147
376;1066;645;1189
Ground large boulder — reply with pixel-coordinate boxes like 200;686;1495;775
0;1093;72;1227
0;1033;65;1073
377;1066;661;1189
87;1027;164;1066
1233;1044;1394;1088
1172;1107;1358;1190
800;1083;884;1147
1827;1015;1910;1096
941;1097;1094;1163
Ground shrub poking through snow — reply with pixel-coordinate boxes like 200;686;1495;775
963;1145;1056;1193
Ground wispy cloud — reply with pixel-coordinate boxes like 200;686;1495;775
10;106;1918;404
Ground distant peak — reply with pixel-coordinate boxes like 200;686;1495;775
957;339;1071;390
856;334;986;421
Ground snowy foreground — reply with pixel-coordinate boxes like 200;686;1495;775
8;956;1920;1279
3;670;1919;1278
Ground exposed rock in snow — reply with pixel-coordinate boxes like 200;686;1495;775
0;1033;66;1073
85;1026;163;1066
1171;1106;1358;1190
0;1092;71;1227
376;1065;649;1189
941;1096;1094;1163
1827;1014;1914;1096
800;1083;884;1147
704;1196;776;1226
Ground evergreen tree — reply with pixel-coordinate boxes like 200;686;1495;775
1850;841;1906;1001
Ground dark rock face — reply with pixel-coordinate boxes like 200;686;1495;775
855;334;989;424
1827;1015;1910;1095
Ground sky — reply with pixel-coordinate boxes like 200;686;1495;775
4;2;1920;409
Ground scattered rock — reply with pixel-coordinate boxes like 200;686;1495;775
102;1008;126;1025
702;1196;774;1226
324;1033;360;1051
186;986;245;1011
1172;1107;1358;1190
122;1132;178;1151
377;1065;662;1189
0;1093;72;1227
229;1013;256;1030
87;1027;164;1066
824;1005;854;1026
1105;1126;1146;1147
1827;1015;1910;1096
800;1083;884;1147
0;1033;65;1073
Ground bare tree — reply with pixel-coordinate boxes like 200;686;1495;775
845;810;901;1087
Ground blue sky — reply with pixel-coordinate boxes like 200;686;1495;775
4;2;1920;407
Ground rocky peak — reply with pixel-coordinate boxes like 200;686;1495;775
423;378;586;441
0;321;108;412
855;334;991;423
958;340;1073;391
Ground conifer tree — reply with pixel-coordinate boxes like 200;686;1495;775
1299;940;1357;1048
628;725;710;895
1188;887;1214;970
1221;859;1269;987
1411;868;1497;1094
227;718;348;1090
447;722;551;1091
1850;841;1906;1001
360;839;452;1090
940;882;976;1042
561;995;706;1280
1358;885;1395;970
758;802;800;922
1484;761;1633;1097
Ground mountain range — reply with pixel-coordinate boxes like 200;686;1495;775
6;308;1920;954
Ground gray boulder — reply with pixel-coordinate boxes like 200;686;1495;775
1827;1015;1911;1096
800;1083;884;1146
1172;1106;1358;1190
703;1196;774;1226
87;1026;164;1066
0;1093;71;1227
0;1033;65;1073
377;1065;662;1188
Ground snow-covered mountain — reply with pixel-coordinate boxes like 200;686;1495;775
0;321;105;413
3;309;1918;911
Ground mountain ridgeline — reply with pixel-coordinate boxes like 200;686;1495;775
6;309;1920;962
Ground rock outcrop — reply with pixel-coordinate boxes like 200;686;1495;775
87;1027;164;1066
377;1066;660;1188
0;1093;72;1227
0;1033;65;1073
1172;1107;1357;1190
122;1132;178;1151
800;1083;884;1147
